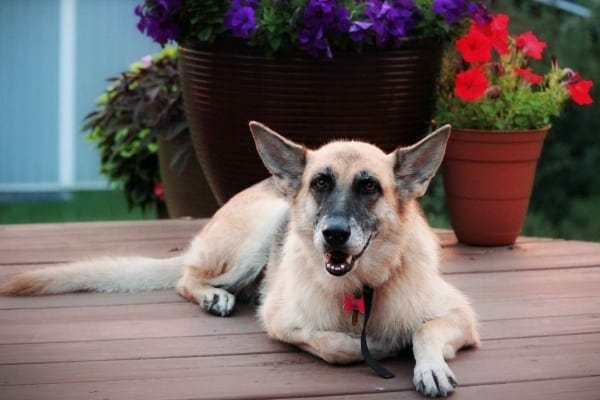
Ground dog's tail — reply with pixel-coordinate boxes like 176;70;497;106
1;255;184;296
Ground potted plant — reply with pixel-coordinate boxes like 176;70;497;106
84;47;218;218
434;13;594;245
134;0;489;204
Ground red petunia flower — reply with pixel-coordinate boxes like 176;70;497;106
455;25;493;63
567;79;594;105
515;31;547;60
153;183;165;201
474;13;509;55
454;67;489;101
514;67;544;85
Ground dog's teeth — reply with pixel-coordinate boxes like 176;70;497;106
324;252;355;276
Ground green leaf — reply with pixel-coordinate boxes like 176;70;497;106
115;128;129;142
147;142;159;153
270;36;282;52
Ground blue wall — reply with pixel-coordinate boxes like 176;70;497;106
1;0;60;187
0;0;160;191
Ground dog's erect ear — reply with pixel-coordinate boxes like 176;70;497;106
391;125;451;199
249;121;307;196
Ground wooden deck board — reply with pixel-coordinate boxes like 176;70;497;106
3;376;598;400
301;376;600;400
0;289;184;310
1;334;598;399
442;241;600;273
1;220;599;399
0;333;296;365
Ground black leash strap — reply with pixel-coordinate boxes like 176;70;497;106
361;285;395;379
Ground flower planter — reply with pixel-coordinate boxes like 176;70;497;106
157;135;219;218
442;128;549;246
179;38;443;204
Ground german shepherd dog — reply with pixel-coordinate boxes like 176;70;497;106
2;122;480;397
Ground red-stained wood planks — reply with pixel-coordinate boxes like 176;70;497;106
0;220;599;400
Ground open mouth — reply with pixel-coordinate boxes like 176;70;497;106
323;233;375;277
325;251;355;276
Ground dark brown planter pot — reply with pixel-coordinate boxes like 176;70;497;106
442;128;549;246
158;135;219;218
179;38;443;204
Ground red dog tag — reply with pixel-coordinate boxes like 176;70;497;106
344;294;365;326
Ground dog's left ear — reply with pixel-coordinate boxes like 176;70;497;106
391;125;451;199
249;121;307;196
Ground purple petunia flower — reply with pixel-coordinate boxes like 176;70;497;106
135;5;146;32
349;21;374;42
224;6;256;39
467;1;490;25
298;0;351;58
364;0;418;47
432;0;468;25
135;0;181;46
224;0;259;39
298;26;332;58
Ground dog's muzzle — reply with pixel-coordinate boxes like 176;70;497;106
324;233;374;277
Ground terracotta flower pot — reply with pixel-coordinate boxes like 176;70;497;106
157;135;219;218
442;128;549;246
179;38;443;204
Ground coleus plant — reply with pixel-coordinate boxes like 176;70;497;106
83;48;192;210
134;0;488;58
434;13;594;130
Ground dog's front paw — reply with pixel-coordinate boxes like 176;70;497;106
201;288;236;317
413;361;458;398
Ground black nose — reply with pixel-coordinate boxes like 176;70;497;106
322;218;351;247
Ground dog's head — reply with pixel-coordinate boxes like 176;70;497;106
249;121;450;279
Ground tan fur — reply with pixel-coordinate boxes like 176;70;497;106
2;274;51;296
1;122;478;398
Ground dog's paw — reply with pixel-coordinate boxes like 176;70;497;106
413;361;458;398
201;288;236;317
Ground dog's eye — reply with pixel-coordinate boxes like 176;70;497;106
359;179;380;194
311;176;332;191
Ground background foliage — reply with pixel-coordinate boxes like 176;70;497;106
83;48;192;211
422;0;600;241
5;1;598;242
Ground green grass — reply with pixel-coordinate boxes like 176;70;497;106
0;190;156;225
2;189;598;242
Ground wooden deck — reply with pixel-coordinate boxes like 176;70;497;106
1;219;599;399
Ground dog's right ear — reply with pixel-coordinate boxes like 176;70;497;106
249;121;307;197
